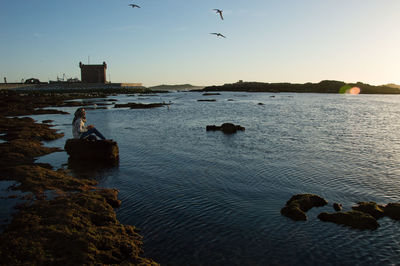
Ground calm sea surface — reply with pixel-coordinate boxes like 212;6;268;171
33;91;400;265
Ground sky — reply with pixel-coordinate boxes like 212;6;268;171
1;0;400;87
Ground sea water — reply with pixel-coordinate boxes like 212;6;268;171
34;91;400;265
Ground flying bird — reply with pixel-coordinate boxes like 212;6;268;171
213;9;223;20
129;4;140;8
210;33;226;38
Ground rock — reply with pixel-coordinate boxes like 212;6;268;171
352;202;385;219
0;139;61;167
64;139;119;165
0;190;157;265
384;203;400;220
202;92;221;96
198;99;216;102
318;210;379;230
206;123;245;134
333;203;342;211
114;102;165;109
281;205;307;221
280;194;328;221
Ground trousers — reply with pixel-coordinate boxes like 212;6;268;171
80;127;106;140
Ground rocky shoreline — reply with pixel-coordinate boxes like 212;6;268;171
281;194;400;230
0;90;158;265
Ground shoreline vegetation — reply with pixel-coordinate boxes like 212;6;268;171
202;80;400;94
0;90;158;265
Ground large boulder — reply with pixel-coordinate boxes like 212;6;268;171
64;139;119;165
281;194;328;221
206;123;245;134
318;211;379;230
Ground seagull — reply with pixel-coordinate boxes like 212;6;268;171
129;4;140;8
210;33;226;38
213;9;223;20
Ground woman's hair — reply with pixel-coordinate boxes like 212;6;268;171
72;108;86;125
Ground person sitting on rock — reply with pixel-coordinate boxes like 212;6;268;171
72;108;106;141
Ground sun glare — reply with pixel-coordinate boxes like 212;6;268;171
339;85;361;94
349;87;361;95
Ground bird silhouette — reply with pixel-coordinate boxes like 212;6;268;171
213;9;223;20
210;33;226;38
129;4;140;8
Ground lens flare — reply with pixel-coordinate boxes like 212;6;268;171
349;87;361;95
339;85;361;94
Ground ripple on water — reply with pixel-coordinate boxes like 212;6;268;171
86;92;400;265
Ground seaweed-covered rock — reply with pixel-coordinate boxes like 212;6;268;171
318;211;379;230
281;194;328;221
0;190;158;265
352;202;385;219
384;203;400;220
0;140;60;167
281;204;307;221
1;165;97;196
206;123;245;134
64;139;119;165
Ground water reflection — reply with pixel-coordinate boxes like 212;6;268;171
67;157;119;181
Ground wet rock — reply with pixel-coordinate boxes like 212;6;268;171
352;202;385;219
64;139;119;165
202;92;221;96
0;116;64;141
114;102;165;109
0;140;61;167
384;203;400;220
281;194;328;221
318;210;379;230
1;165;97;196
333;203;342;211
198;99;216;102
206;123;245;134
0;190;157;265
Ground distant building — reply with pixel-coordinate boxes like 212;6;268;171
79;61;107;83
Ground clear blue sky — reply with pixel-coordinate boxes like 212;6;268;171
1;0;399;86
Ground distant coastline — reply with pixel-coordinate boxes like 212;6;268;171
203;80;400;94
148;84;204;91
2;80;400;94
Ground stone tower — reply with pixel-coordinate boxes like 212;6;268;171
79;61;107;83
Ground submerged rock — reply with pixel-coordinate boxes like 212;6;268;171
281;194;328;221
318;210;379;230
198;99;216;102
64;139;119;165
333;203;343;212
114;102;165;109
384;203;400;220
202;92;221;96
352;202;385;219
206;123;245;134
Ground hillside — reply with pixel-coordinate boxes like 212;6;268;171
203;80;400;94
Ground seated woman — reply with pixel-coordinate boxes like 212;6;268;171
72;108;106;140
